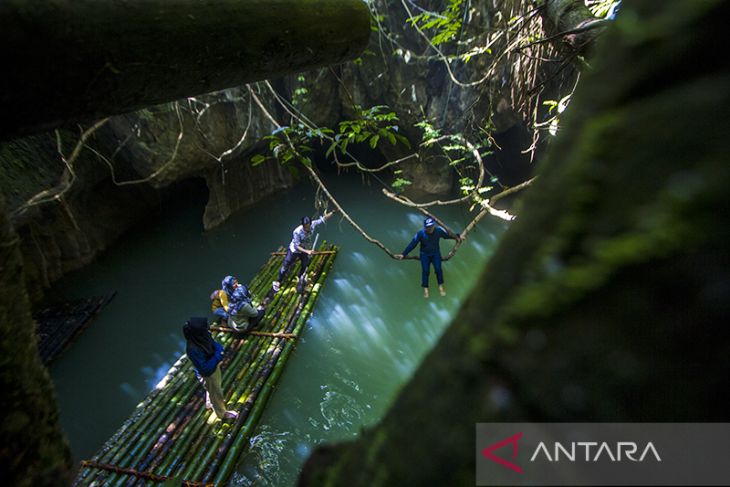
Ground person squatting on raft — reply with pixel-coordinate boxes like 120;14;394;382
183;317;238;420
272;210;336;292
396;217;464;298
228;284;265;333
210;275;238;324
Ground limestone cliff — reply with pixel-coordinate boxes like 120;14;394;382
0;85;300;299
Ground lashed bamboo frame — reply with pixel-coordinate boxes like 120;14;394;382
73;243;338;486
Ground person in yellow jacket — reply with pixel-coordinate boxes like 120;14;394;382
210;275;238;324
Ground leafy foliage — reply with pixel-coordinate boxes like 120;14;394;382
292;75;309;107
251;105;411;176
406;0;464;46
586;0;622;18
541;94;572;136
415;119;496;203
326;105;410;159
251;124;333;171
391;170;412;191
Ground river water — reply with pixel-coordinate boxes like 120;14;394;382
48;173;507;485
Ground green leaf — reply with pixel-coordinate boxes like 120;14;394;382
392;177;412;190
396;134;411;149
325;143;336;158
369;135;380;149
449;157;466;166
250;153;267;166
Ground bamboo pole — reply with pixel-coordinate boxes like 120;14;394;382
82;348;194;464
176;248;328;484
82;369;196;484
95;333;243;484
186;249;331;481
154;333;266;476
121;336;242;461
169;302;298;476
155;335;270;477
210;247;337;483
205;247;335;481
75;244;337;486
176;263;324;484
180;283;310;480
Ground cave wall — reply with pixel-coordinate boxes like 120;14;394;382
0;86;294;300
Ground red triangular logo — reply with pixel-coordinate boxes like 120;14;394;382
481;432;524;473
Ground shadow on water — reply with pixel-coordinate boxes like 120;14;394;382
47;173;507;483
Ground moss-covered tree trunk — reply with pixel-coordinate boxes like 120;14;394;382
0;0;370;138
0;192;72;486
299;0;730;485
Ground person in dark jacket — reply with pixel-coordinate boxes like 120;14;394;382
396;217;463;298
183;317;238;420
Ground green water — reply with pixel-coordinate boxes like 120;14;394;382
48;174;507;485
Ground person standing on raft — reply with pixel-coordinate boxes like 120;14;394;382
396;217;463;298
273;210;337;292
183;317;238;420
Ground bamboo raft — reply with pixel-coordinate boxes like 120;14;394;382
73;243;338;486
34;293;116;365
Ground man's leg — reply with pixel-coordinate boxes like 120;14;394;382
433;253;446;296
295;253;311;293
420;253;431;297
202;366;227;418
274;249;296;291
298;252;311;279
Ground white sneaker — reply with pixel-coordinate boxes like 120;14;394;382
223;410;239;420
272;281;280;292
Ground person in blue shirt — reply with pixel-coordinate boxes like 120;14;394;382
396;217;463;298
183;317;238;420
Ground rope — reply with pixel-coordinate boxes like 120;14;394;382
79;460;213;486
315;184;329;214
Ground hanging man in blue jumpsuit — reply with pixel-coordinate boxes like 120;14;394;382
396;217;463;298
